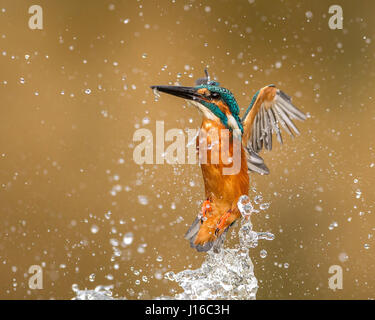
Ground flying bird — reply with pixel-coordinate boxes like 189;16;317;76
151;70;306;252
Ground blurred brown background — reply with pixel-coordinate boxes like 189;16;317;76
0;0;374;299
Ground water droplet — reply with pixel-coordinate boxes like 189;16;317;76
257;232;275;241
260;249;267;258
154;271;163;280
72;284;79;292
254;195;263;204
105;274;114;280
110;238;119;247
137;244;146;254
328;222;338;230
164;271;175;281
237;195;254;218
90;225;99;234
142;117;150;125
123;232;134;246
355;189;361;199
338;252;349;262
138;195;148;205
305;11;313;19
153;87;160;101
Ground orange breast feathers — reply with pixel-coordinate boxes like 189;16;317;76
196;120;249;203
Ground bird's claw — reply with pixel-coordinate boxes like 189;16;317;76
215;210;231;236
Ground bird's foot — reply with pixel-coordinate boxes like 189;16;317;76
215;210;232;236
200;199;212;223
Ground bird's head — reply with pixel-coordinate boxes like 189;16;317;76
151;70;243;133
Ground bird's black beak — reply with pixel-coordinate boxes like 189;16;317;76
150;85;201;102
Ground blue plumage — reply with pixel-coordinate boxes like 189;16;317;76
196;84;243;133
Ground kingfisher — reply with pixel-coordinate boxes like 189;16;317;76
151;70;306;252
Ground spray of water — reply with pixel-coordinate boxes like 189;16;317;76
72;194;273;300
160;195;274;300
72;284;116;300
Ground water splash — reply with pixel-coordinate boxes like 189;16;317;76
71;194;273;300
72;284;117;300
161;195;274;300
163;247;257;300
153;87;160;101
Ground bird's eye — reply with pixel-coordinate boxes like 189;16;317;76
211;92;220;99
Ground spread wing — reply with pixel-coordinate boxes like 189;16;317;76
241;85;306;175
